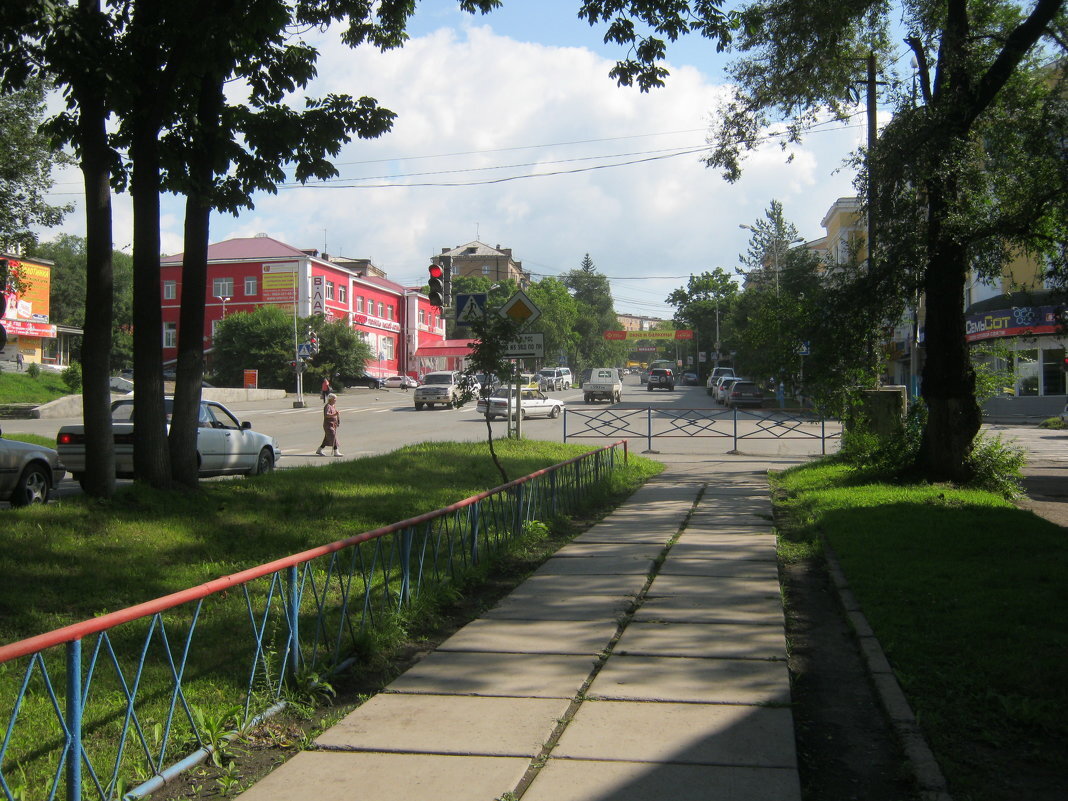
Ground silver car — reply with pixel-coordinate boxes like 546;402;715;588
56;398;281;488
0;428;65;506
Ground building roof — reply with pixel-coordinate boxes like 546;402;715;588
160;235;312;264
440;241;509;258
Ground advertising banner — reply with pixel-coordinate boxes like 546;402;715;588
965;305;1065;343
604;330;694;340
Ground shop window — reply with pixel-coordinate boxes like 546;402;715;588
383;337;395;360
1041;347;1066;395
1015;349;1039;396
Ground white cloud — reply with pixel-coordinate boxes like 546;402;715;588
38;19;863;317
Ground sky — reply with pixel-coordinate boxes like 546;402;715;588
39;0;870;319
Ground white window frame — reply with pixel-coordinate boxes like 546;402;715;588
163;322;177;348
244;276;257;296
338;285;347;303
163;280;176;300
213;277;234;298
326;281;335;300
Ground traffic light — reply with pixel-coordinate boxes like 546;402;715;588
428;263;445;308
440;256;452;308
309;331;319;354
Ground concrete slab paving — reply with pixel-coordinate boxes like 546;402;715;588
658;557;777;578
553;541;666;560
667;540;777;562
385;650;596;698
523;760;802;801
614;621;787;661
646;574;782;600
314;693;568;757
518;573;648;595
436;618;620;655
634;593;785;625
236;751;530;801
482;591;634;620
529;555;654;575
588;655;790;704
551;700;797;767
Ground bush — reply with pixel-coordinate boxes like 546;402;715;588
966;433;1025;498
26;362;41;379
838;397;926;479
62;362;82;393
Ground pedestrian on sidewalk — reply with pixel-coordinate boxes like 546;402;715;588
315;394;343;457
320;375;332;402
15;351;23;371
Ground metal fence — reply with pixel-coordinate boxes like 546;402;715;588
0;441;627;801
564;406;841;454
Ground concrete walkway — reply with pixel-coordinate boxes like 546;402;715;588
239;456;803;801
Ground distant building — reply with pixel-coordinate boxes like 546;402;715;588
158;235;467;378
617;314;666;332
434;241;530;287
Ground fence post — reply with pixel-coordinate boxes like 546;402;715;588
550;471;558;518
562;409;567;442
647;407;652;452
733;407;738;452
513;483;524;539
470;502;481;565
400;526;414;606
287;566;300;679
821;417;826;455
66;640;82;801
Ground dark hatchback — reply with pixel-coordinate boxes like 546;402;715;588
646;368;675;391
725;380;765;408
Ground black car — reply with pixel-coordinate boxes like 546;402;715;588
349;374;384;389
646;368;675;391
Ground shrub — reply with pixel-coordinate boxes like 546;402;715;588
26;362;41;379
838;396;926;479
966;433;1025;498
62;362;82;393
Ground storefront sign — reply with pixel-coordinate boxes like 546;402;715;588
965;305;1065;342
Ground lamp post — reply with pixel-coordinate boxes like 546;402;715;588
215;294;230;318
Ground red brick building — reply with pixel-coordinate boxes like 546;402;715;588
159;235;465;379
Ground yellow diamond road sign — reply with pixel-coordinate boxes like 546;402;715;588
499;290;541;326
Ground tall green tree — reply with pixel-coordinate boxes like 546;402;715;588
302;314;372;388
527;276;580;367
563;253;627;368
666;268;738;375
578;0;1067;482
210;305;298;390
0;79;71;253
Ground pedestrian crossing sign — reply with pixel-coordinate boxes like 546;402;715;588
454;293;487;328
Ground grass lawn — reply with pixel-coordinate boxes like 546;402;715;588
773;460;1067;801
0;370;72;405
0;439;661;797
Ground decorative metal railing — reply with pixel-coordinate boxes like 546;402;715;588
564;406;840;454
0;441;627;801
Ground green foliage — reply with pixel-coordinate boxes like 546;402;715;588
563;254;628;369
302;314;371;387
0;79;73;253
965;434;1025;498
61;362;81;393
970;340;1015;403
0;370;70;404
25;362;40;379
666;268;738;375
838;396;926;480
209;306;295;389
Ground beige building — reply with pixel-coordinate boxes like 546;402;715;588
434;241;530;287
617;314;666;332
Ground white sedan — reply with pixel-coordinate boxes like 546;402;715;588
476;387;565;419
56;398;281;488
382;375;419;389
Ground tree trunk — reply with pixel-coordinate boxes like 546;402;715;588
917;178;980;482
128;0;170;488
170;75;224;487
72;0;115;499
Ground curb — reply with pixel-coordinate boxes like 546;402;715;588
823;544;954;801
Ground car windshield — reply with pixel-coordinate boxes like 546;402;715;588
424;374;454;384
594;370;615;379
538;370;556;378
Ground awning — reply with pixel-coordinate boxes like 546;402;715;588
414;339;475;358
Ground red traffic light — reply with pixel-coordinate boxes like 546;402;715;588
428;264;444;279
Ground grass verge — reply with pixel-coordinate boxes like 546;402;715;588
772;459;1067;801
0;371;71;405
0;439;661;798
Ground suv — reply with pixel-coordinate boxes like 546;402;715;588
646;367;675;391
537;367;572;391
414;371;465;409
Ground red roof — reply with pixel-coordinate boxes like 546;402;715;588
160;236;312;264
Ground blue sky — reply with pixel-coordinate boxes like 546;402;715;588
42;2;866;318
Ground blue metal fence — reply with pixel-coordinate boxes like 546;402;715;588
564;406;840;454
0;441;626;801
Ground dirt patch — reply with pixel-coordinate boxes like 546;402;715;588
780;555;920;801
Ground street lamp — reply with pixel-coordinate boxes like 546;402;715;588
216;294;230;317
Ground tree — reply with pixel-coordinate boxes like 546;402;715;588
563;254;628;368
526;276;580;367
209;306;298;390
30;235;134;370
579;0;1067;482
666;268;738;375
302;314;373;388
0;80;72;253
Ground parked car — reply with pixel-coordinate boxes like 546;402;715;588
476;387;565;419
1061;402;1068;424
682;371;699;386
474;373;501;392
56;398;280;489
646;367;675;391
382;375;419;389
537;367;573;391
349;374;384;389
414;371;467;409
725;380;766;408
716;377;746;404
0;428;65;506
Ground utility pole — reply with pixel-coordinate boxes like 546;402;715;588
867;51;878;277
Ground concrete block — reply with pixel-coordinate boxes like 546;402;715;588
386;650;596;698
437;618;620;655
588;655;791;705
614;621;787;661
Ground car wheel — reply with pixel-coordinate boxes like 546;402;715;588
253;447;275;476
549;405;561;419
11;464;50;507
614;392;621;403
646;385;652;391
415;402;424;410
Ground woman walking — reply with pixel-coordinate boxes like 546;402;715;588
315;393;343;456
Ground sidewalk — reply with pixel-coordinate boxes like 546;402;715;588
239;455;804;801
